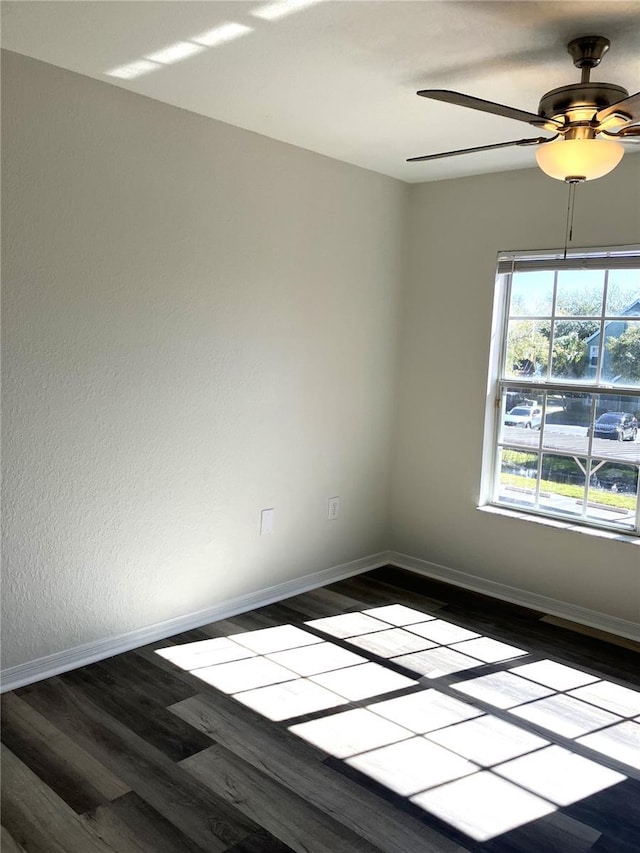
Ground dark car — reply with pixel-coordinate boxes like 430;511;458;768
592;412;638;441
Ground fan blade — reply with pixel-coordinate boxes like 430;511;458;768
606;127;640;143
596;91;640;125
407;136;553;163
417;89;562;131
603;123;640;138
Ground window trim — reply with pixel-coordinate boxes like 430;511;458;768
476;503;640;546
481;244;640;537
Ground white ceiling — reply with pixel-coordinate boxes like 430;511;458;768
2;1;639;182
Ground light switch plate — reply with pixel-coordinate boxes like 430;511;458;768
260;508;274;535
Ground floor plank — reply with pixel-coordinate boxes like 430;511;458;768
284;586;369;619
82;791;212;853
1;745;118;853
223;829;297;853
63;661;213;761
96;650;202;705
1;692;130;813
540;615;640;652
182;744;386;853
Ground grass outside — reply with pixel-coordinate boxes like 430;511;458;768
501;472;636;511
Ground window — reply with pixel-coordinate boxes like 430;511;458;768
484;247;640;536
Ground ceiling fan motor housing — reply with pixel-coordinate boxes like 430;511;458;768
538;82;630;133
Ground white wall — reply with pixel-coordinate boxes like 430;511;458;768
1;51;408;669
391;157;640;623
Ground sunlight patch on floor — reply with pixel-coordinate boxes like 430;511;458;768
234;677;347;721
366;689;483;734
346;628;436;658
304;612;392;638
289;707;413;758
394;647;480;678
425;715;550;765
451;671;554;709
346;736;479;796
577;721;640;769
266;641;366;676
448;636;528;663
410;772;556;841
156;637;255;670
493;745;626;805
568;680;640;717
362;604;436;626
309;661;417;701
405;619;480;644
509;660;599;690
510;694;622;738
229;625;322;654
192;655;298;693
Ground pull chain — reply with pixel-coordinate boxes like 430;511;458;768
563;179;580;259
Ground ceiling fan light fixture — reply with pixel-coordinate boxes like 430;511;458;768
535;137;624;182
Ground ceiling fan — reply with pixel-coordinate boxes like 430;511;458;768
408;35;639;181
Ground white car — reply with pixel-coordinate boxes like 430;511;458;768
504;405;542;429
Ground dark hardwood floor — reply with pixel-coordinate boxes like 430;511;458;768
3;567;640;852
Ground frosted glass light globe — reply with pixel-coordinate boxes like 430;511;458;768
536;138;624;181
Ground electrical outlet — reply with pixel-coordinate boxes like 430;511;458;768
260;508;274;535
328;496;340;520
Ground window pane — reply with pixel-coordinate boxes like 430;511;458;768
587;461;639;530
542;393;593;457
538;455;587;520
497;450;538;509
606;269;640;316
550;320;600;383
556;270;603;317
501;387;543;448
509;271;554;317
589;394;640;463
602;319;640;387
505;320;550;380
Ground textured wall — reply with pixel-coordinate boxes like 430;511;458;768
391;157;640;622
1;51;408;668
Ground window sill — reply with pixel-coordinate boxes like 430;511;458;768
477;504;640;545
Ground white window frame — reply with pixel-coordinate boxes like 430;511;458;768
480;245;640;537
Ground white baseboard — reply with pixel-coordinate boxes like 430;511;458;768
4;548;637;693
0;551;392;693
388;550;640;643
